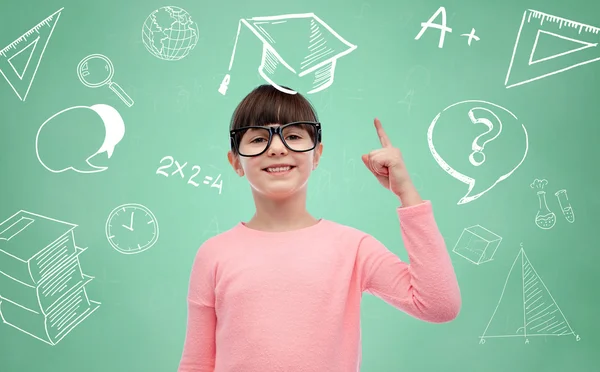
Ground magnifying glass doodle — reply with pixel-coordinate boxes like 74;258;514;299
77;54;134;107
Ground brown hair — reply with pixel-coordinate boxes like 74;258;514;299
229;84;320;155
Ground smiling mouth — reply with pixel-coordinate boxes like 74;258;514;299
263;166;296;173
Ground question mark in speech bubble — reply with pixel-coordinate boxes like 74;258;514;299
427;100;529;205
467;107;502;167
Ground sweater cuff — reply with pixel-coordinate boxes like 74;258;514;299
396;200;432;217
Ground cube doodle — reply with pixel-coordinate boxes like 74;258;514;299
452;225;502;265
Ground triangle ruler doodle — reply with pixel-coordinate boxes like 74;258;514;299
0;8;64;101
479;243;580;344
505;9;600;89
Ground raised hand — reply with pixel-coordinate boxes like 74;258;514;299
361;118;415;199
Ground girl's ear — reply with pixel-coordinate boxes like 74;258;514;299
227;151;245;177
312;143;323;170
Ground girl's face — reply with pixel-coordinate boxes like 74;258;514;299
228;124;323;200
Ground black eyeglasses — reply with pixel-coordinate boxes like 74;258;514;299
230;121;322;157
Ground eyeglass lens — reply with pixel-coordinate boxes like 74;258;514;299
236;123;316;156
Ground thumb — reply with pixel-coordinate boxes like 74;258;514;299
361;154;370;169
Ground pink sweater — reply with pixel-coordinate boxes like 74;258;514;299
178;200;461;371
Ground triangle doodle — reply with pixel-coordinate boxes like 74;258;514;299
529;30;597;65
505;9;600;89
0;8;63;101
479;244;579;344
8;38;39;80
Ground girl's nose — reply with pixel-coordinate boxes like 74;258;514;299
267;136;288;155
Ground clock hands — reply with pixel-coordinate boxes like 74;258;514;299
122;212;135;231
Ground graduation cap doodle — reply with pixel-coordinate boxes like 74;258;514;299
218;13;357;96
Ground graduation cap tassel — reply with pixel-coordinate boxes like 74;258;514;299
218;74;230;95
218;19;245;96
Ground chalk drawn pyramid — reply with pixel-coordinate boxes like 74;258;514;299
479;245;579;344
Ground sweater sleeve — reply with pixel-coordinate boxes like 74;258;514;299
357;200;461;323
178;244;217;371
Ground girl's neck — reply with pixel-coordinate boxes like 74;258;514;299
245;191;319;232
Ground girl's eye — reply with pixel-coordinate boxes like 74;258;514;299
286;134;301;140
250;137;266;143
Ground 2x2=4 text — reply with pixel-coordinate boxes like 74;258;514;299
156;155;223;194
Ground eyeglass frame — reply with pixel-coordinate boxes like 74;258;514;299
230;121;322;157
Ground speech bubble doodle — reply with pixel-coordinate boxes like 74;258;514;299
35;104;125;173
427;100;529;205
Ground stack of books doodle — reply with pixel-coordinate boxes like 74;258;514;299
0;210;100;345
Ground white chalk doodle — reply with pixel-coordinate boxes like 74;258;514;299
218;13;357;95
452;225;502;265
505;9;600;88
77;54;134;107
555;189;575;224
35;104;125;174
0;8;63;101
530;179;575;229
141;6;199;61
0;210;100;345
415;7;481;48
105;204;159;255
530;178;556;230
479;243;579;344
427;100;529;205
466;107;503;167
415;6;453;48
155;155;224;194
460;28;480;46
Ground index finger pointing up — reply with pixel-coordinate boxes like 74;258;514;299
374;118;392;148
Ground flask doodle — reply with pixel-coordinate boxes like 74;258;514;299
530;178;556;229
467;107;502;167
35;104;125;174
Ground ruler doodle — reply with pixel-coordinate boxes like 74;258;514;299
505;9;600;89
0;8;64;101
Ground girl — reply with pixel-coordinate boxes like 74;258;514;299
178;84;461;372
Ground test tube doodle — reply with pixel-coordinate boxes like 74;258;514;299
555;189;575;223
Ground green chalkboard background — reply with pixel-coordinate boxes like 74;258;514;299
0;0;598;371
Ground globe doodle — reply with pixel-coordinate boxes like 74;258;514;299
141;6;199;61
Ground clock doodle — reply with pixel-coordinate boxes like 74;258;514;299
105;203;159;254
